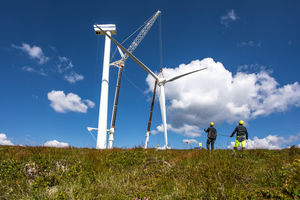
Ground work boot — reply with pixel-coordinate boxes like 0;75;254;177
206;144;209;150
211;144;214;150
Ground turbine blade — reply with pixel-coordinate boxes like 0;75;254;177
165;67;207;83
95;25;159;81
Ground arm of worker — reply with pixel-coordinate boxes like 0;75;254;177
204;128;208;133
245;128;248;140
230;127;237;137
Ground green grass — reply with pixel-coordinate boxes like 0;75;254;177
0;146;299;199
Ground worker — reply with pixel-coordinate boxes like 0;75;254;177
204;122;217;150
230;120;248;150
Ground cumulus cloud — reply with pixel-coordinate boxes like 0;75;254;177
64;71;84;83
221;9;238;26
0;133;14;145
22;66;47;76
44;140;69;148
183;139;198;144
227;133;300;149
12;43;49;64
145;58;300;133
152;123;201;138
48;90;95;113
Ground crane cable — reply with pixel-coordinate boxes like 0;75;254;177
95;36;100;72
100;13;163;102
113;13;164;98
123;14;164;97
110;12;157;63
158;14;163;68
122;70;148;97
108;12;160;96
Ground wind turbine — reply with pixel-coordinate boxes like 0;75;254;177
95;25;207;149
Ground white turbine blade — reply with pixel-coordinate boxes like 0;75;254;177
95;25;159;81
117;46;125;59
158;85;168;147
165;67;207;83
87;127;97;131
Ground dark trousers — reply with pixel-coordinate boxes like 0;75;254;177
206;138;216;150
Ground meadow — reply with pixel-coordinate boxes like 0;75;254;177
0;146;299;199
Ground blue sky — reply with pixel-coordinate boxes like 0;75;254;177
1;0;300;149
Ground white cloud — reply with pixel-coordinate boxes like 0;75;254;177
64;71;84;83
44;140;69;148
145;58;300;134
12;44;83;83
169;124;202;137
56;56;83;83
0;133;14;145
183;139;198;144
12;43;49;64
47;90;95;113
227;133;300;149
221;9;238;26
83;99;95;108
58;56;69;63
22;66;47;76
152;123;201;138
57;56;74;73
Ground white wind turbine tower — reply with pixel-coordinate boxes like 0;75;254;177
93;24;116;149
95;26;207;149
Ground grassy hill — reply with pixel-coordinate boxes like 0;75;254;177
0;146;299;199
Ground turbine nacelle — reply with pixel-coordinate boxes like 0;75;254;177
94;24;116;35
158;78;167;86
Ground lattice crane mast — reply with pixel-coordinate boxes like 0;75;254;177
110;10;161;67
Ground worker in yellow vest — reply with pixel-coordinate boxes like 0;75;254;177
230;120;248;150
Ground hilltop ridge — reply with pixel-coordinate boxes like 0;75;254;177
0;146;299;199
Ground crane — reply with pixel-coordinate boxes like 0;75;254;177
106;10;161;149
